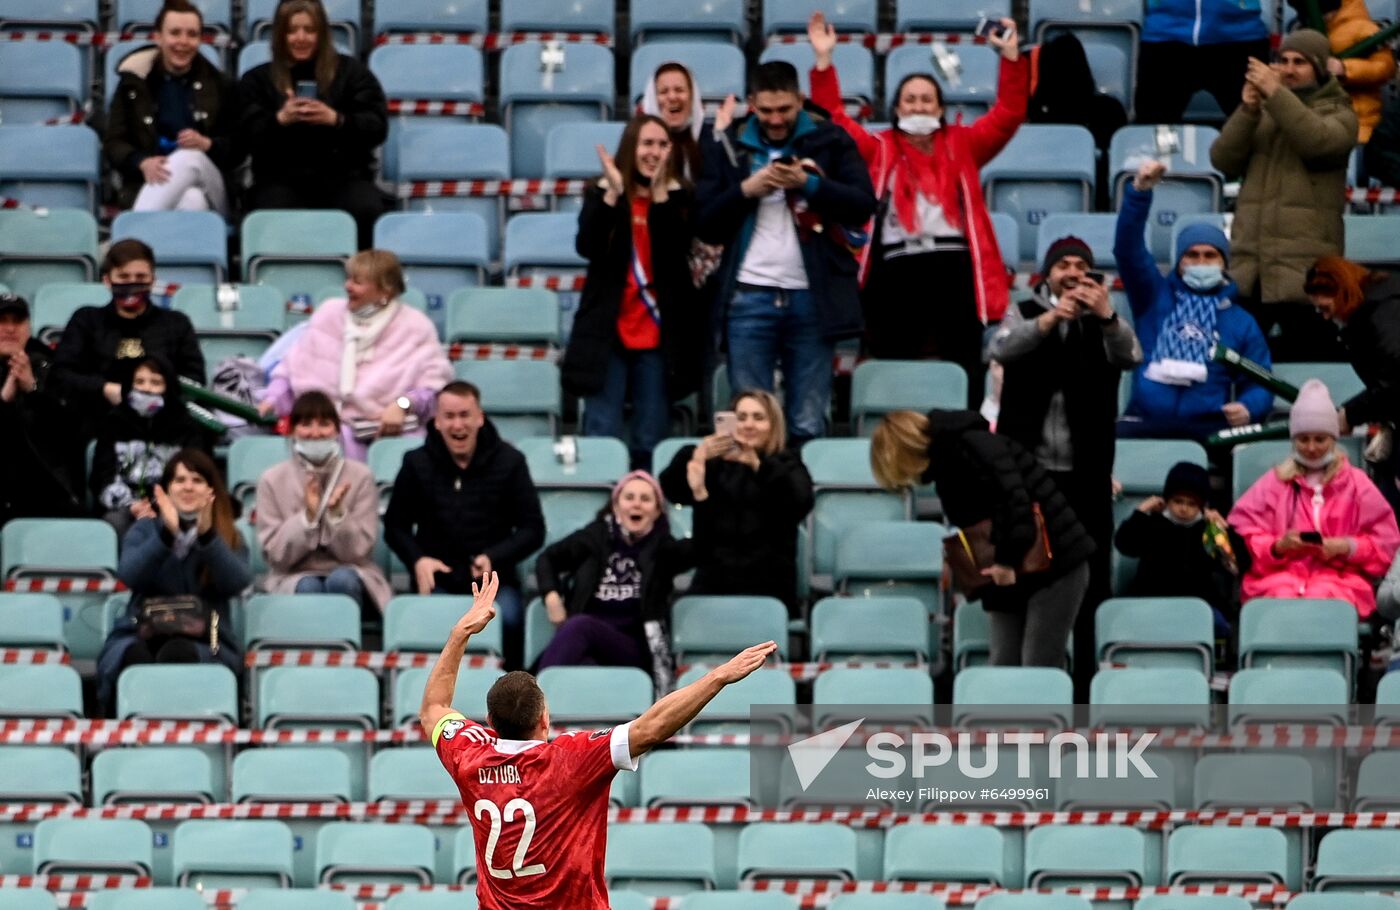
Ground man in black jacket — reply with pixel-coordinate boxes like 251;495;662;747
51;239;205;438
0;294;84;524
384;381;545;667
698;61;876;445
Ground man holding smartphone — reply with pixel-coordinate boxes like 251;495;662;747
988;235;1142;697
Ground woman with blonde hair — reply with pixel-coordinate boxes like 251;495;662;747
659;390;813;614
870;408;1094;666
258;249;452;460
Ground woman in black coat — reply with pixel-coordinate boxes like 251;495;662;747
237;0;388;249
659;390;814;615
563;113;705;471
872;409;1095;666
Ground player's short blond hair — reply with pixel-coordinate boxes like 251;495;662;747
487;671;546;740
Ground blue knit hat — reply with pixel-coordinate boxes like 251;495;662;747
1175;222;1230;267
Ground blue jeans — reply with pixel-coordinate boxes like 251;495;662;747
582;347;669;469
296;566;366;610
726;286;833;444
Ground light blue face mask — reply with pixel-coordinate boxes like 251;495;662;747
1181;263;1225;291
294;437;341;466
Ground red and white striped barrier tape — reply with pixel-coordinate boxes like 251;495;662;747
386;99;484;118
677;660;924;681
444;342;559;362
374;31;613;49
0;30;231;47
748;882;1294;906
0;648;68;664
0;875;149;890
766;32;993;52
1346;186;1400;204
245;650;501;670
2;578;124;593
505;274;587;292
40;112;86;126
397;178;589;199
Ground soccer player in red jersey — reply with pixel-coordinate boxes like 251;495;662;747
421;572;777;909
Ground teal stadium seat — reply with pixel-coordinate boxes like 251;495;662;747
850;360;969;435
172;819;294;888
1025;824;1148;887
112;211;228;286
393;122;508;261
374;213;489;314
883;824;1008;884
1113;439;1210;496
368;749;458;802
1089;668;1211;727
0;892;58;910
116;663;238;722
682;895;802;910
1;517;116;660
243;593;361;651
384;893;480;910
671;595;789;665
392;667;502;729
1137;898;1252;910
256;666;378;731
1238;598;1359;681
315;822;435;886
810;596;929;662
0;124;100;211
1231;438;1365;501
241;209;356;301
1095;597;1215;674
679;667;796;734
737;822;858;882
445;287;560;346
232;748;353;804
1167;826;1289;885
0;593;65;650
812;667;934;727
833;521;944;614
85;890;207;910
981;125;1097;262
31;282;108;343
453;363;561;439
0;208;98;303
91;747;215;805
1312;830;1400;890
638;749;753;808
978;895;1094;910
537;666;652;725
1227;667;1349;725
238;891;356;910
0;38;85;125
227;435;291;512
763;0;875;33
1290;897;1400;910
498;43;614;178
1353;751;1400;810
605;822;716;894
33;818;152;876
517;435;627;489
801;438;910;590
0;665;83;719
1194;754;1315;809
0;746;81;803
385;594;503;658
953;667;1074;728
544;122;626;215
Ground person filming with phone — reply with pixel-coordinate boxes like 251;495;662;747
659;390;813;615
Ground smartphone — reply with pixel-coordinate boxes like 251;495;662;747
714;411;737;437
1085;271;1106;285
974;16;1005;39
772;154;797;166
1300;531;1324;545
295;80;317;99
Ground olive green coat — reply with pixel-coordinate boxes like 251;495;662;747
1209;77;1357;306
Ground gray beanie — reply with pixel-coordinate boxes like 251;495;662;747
1280;29;1332;82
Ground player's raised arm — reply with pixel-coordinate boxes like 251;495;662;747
419;572;499;739
628;640;778;759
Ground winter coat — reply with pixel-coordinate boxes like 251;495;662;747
103;45;239;207
1336;273;1400;428
1210;77;1357;305
383;420;545;591
921;409;1096;611
808;57;1029;324
0;338;84;521
237;55;388;184
1142;0;1271;45
696;109;877;341
51;302;205;427
534;516;692;624
96;517;251;705
658;446;814;612
255;456;392;611
90;374;209;512
562;184;704;400
1116;183;1275;425
1114;509;1250;618
1228;452;1400;617
1364;92;1400;186
1325;0;1397;144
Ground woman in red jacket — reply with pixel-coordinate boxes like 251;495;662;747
808;12;1029;407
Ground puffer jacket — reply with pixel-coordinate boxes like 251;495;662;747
1143;0;1271;45
1325;0;1396;143
1210;77;1357;305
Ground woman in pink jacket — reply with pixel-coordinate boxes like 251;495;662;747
257;249;453;460
1229;380;1400;618
807;11;1029;408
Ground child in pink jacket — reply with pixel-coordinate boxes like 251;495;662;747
1229;380;1400;618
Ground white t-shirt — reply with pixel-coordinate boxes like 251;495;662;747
736;149;809;290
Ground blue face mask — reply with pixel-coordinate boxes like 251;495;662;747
1181;263;1225;291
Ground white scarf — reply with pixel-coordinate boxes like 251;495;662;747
340;300;399;399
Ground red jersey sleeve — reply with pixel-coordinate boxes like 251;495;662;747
547;723;640;782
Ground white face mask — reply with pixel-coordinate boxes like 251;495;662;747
897;114;942;137
1295;449;1336;470
1164;509;1203;527
294;437;341;466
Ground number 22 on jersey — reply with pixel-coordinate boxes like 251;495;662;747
474;797;547;879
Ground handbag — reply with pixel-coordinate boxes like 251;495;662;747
136;595;219;655
943;504;1054;596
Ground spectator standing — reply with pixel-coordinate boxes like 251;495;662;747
95;449;250;712
640;62;705;181
1364;92;1400;186
564;115;704;470
104;0;238;214
256;391;391;616
1229;379;1400;618
90;357;211;540
808;13;1027;405
1287;0;1395;146
1116;160;1274;441
257;250;452;461
1135;0;1272;124
534;471;690;691
1304;256;1400;512
238;0;388;249
384;382;545;666
1209;30;1358;361
696;61;876;445
1028;33;1128;209
659;390;814;615
0;294;83;523
51;239;204;436
871;409;1096;666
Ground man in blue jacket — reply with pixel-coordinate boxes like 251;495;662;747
1136;0;1272;123
1116;160;1274;442
697;61;876;445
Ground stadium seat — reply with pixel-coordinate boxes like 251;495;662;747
85;890;207;910
544;120;625;209
680;666;797;733
233;747;353;803
0;593;64;651
850;360;969;434
980;898;1094;910
115;664;238;722
991;211;1021;267
1193;754;1314;810
1238;598;1359;681
537;666;652;724
833;521;943;613
1025;824;1149;887
764;0;876;33
631;0;747;42
1034;213;1125;271
1029;0;1141;86
170;819;293;889
370;43;484;111
801;438;909;588
1344;214;1400;267
243;593;361;651
0;42;85;124
0;664;82;720
246;0;359;49
523;489;613;590
445;287;560;347
812;667;935;726
885;43;1000;121
0;124;100;211
500;0;612;32
630;42;747;106
982;125;1097;263
454;360;561;439
316;822;435;885
639;749;753;808
1056;749;1179;811
112;0;232;31
953;666;1074;728
256;666;378;730
392;667;502;729
897;0;1011;30
452;825;478;884
239;892;356;910
241;209;356;302
383;893;481;910
374;213;489;314
499;42;614;177
225;435;289;512
384;594;503;658
1;517;117;660
1271;362;1365;413
1288;897;1400;910
1113;439;1209;496
0;208;98;302
1138;895;1253;910
517;434;627;488
1227;667;1349;725
504;211;589;275
1095;597;1215;674
372;0;486;37
111;210;228;286
738;823;859;881
671;595;789;664
953;600;995;670
810;596;929;663
33;818;152;876
885;825;1010;883
1108;125;1224;260
392;122;509;258
369;748;458;801
1312;830;1400;890
31;281;107;343
1085;42;1131;108
606;822;716;893
172;283;286;337
1353;751;1400;811
0;744;81;804
1089;667;1211;728
1166;825;1289;885
683;896;802;910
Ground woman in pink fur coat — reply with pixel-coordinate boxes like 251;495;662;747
257;249;453;460
1229;379;1400;618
